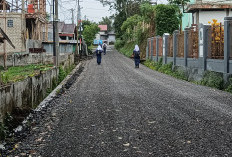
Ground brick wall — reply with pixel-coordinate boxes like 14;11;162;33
0;13;25;53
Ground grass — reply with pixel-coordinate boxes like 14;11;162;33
118;41;136;57
144;59;232;93
143;59;188;81
0;64;53;84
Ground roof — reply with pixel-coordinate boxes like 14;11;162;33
186;3;232;12
98;25;107;31
62;24;76;34
58;22;65;33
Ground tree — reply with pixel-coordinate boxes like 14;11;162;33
155;4;179;36
82;20;92;32
168;0;190;31
98;17;113;32
82;24;100;47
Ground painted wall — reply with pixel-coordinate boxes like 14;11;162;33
197;0;232;4
108;34;116;43
199;10;227;24
182;13;193;30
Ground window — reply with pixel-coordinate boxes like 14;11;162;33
7;20;13;27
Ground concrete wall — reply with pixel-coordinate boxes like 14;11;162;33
0;54;74;121
0;13;25;53
26;40;43;53
43;43;74;54
0;68;57;121
0;53;74;67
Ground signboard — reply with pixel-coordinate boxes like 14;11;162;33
94;39;103;45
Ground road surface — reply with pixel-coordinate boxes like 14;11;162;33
10;46;232;156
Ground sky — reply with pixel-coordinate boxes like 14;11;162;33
47;0;168;24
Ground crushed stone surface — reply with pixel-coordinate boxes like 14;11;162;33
7;46;232;157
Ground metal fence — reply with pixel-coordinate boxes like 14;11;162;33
168;35;173;57
177;33;184;57
188;28;199;58
209;23;224;59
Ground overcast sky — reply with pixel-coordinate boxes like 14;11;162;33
47;0;168;24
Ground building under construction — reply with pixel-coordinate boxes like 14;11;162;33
0;0;48;54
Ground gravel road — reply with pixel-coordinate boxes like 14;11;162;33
9;46;232;157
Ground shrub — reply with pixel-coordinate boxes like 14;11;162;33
225;78;232;93
115;39;125;50
200;71;224;90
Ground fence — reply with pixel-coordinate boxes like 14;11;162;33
146;16;232;79
209;23;224;59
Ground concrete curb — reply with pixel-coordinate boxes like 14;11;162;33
35;62;83;112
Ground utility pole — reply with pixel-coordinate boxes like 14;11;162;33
3;0;7;69
53;0;56;66
75;0;80;63
71;8;74;24
53;0;59;67
55;0;59;66
22;0;26;52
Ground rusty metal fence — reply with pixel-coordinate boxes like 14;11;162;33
168;35;173;57
177;33;184;57
153;38;157;56
209;23;224;59
188;28;199;58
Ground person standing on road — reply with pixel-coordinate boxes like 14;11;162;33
102;42;107;55
96;45;103;65
133;45;140;68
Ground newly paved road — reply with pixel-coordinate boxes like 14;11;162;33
11;46;232;156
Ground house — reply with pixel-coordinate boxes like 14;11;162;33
108;31;116;44
43;21;77;54
0;0;48;54
94;25;116;44
47;22;76;42
185;0;232;26
95;25;108;44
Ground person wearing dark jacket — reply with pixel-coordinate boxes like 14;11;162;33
95;45;103;65
133;45;140;68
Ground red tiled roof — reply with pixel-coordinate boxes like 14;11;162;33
98;25;107;31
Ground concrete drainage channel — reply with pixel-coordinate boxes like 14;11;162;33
0;62;84;154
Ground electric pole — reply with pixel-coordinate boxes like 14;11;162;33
71;8;74;24
75;0;80;63
53;0;56;66
55;0;59;66
3;0;7;69
53;0;59;67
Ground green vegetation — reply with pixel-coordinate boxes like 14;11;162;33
144;59;188;80
155;4;180;36
0;64;53;84
225;78;232;93
82;23;100;50
200;71;224;90
115;2;180;58
118;41;136;57
144;60;232;94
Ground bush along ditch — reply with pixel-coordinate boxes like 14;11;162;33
143;59;232;94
